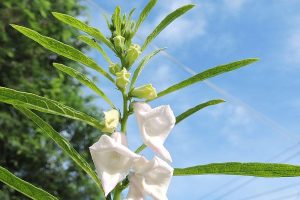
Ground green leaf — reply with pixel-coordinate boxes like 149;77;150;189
78;35;111;64
174;162;300;177
53;63;114;108
134;0;157;34
151;58;259;101
176;99;225;124
0;166;58;200
113;6;121;35
135;144;146;154
14;106;104;196
11;24;114;82
0;87;104;130
130;48;165;90
51;12;114;50
141;4;195;51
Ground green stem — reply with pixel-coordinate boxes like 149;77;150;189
113;184;122;200
121;91;128;133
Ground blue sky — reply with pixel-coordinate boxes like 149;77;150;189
80;0;300;199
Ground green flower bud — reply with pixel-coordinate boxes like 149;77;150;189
116;68;130;89
130;84;157;100
113;35;125;52
109;63;121;75
102;109;119;133
125;44;141;67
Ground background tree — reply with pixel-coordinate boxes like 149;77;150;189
0;0;102;199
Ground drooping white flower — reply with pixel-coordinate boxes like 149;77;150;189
126;156;174;200
134;102;176;162
89;132;140;196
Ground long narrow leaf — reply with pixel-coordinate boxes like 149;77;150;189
11;24;113;82
134;0;157;34
52;12;114;50
14;106;104;196
151;58;259;101
113;7;121;35
130;48;164;90
53;63;114;108
0;166;58;200
141;4;195;51
78;35;111;64
174;162;300;177
0;87;104;130
176;99;225;124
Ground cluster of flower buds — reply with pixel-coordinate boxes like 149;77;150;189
108;7;141;69
90;102;176;199
109;7;135;45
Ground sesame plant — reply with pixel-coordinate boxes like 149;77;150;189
1;1;300;200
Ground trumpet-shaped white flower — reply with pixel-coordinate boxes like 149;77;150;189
134;102;175;162
126;156;174;200
89;132;140;196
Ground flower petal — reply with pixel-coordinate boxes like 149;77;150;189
89;132;140;196
134;102;175;162
127;156;173;200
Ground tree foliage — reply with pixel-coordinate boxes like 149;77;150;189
0;1;102;199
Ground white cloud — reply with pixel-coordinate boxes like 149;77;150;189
285;30;300;64
208;104;254;145
223;0;247;13
138;0;206;47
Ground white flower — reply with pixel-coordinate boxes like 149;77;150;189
126;156;174;200
134;102;176;162
89;132;140;196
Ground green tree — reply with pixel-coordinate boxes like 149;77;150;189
0;0;101;199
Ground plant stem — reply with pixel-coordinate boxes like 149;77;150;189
121;91;128;133
113;184;122;200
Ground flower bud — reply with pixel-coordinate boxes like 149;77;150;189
109;63;121;75
116;68;130;90
130;84;157;100
102;109;119;133
125;44;141;67
113;35;125;52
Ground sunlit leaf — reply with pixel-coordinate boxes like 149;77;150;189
52;12;114;50
0;87;104;130
53;63;114;108
0;166;58;200
78;35;111;64
151;58;259;101
141;4;195;51
130;48;164;90
113;6;121;35
134;0;157;34
14;106;104;196
11;24;114;82
174;162;300;177
176;99;225;124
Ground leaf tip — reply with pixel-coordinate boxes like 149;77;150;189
51;12;61;17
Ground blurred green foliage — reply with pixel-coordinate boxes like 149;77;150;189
0;0;102;199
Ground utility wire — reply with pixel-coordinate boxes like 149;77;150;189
236;182;300;200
